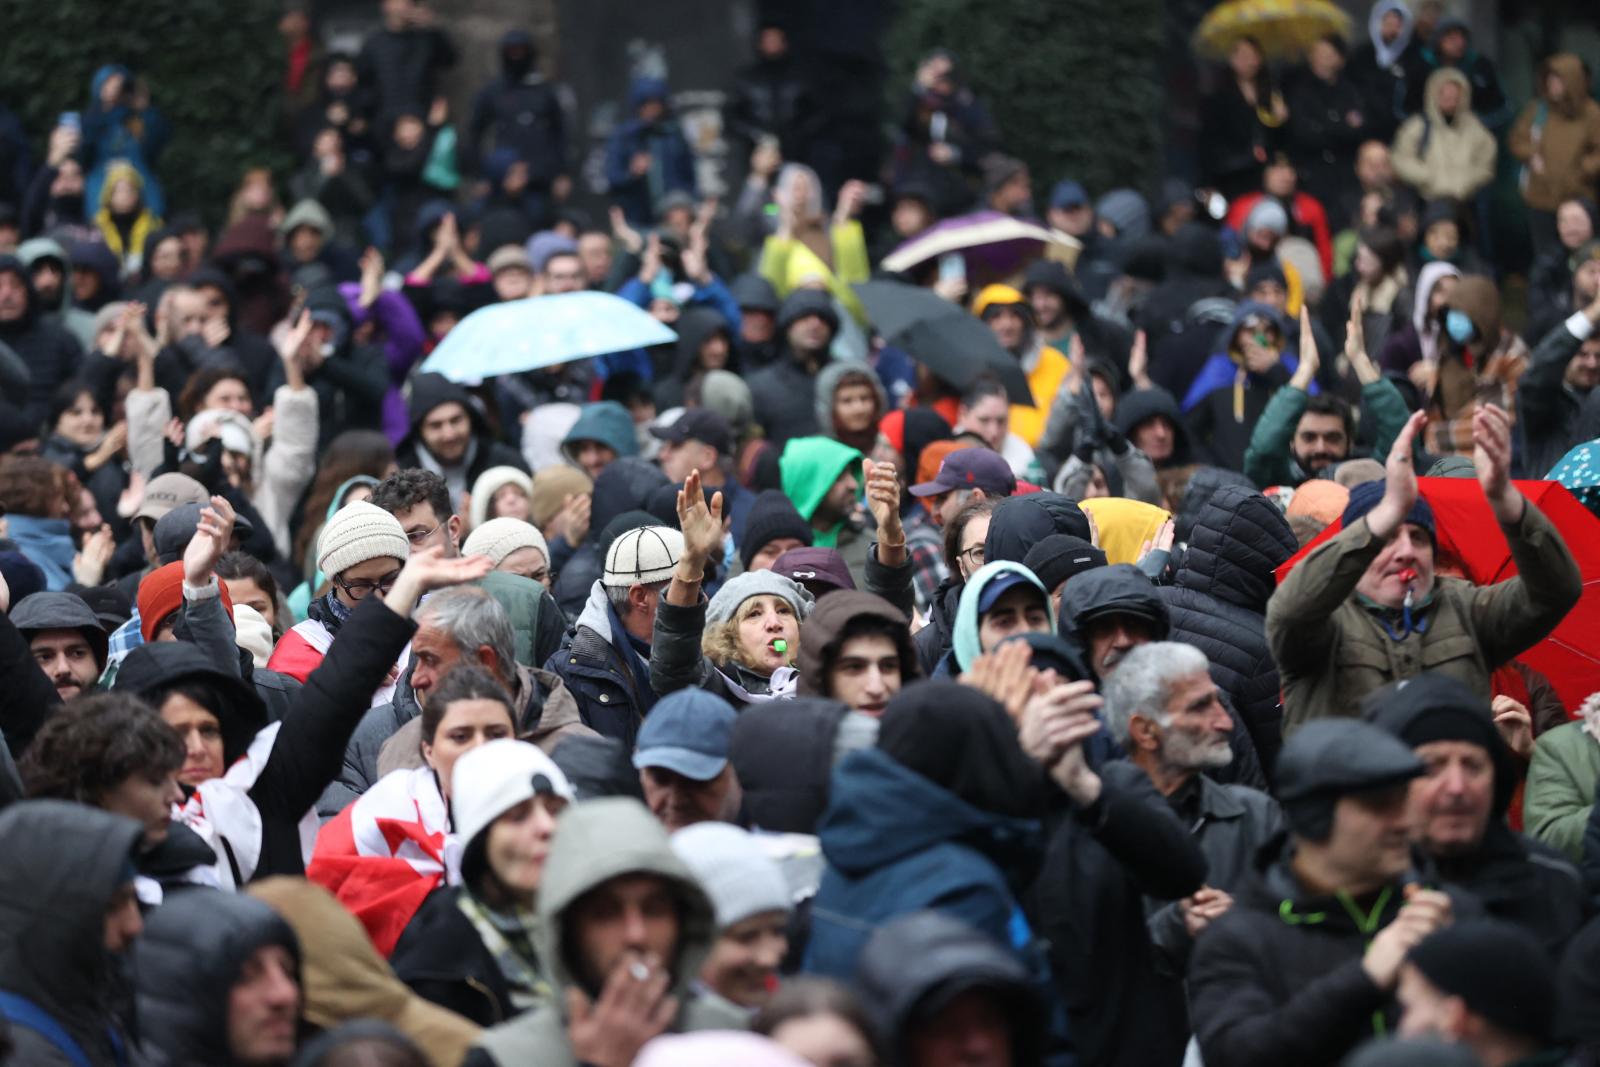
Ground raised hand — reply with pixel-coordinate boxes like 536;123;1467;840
638;233;662;285
73;525;116;587
833;180;868;227
676;468;725;568
183;495;237;586
1019;678;1104;768
1473;403;1522;524
554;492;591;547
1491;694;1534;760
384;545;494;617
1129;329;1152;389
609;206;644;255
1292;305;1320;390
1365;410;1425;539
1362;888;1452;990
862;457;904;550
959;639;1038;722
277;308;314;389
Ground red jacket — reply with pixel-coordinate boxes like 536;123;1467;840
1227;191;1334;283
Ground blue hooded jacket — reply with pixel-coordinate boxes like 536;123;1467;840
604;77;697;225
803;745;1040;979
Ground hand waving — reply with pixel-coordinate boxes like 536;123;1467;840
183;495;237;586
676;468;725;568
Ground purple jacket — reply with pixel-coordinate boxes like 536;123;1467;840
340;283;427;443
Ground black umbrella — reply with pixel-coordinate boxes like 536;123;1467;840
854;280;1035;406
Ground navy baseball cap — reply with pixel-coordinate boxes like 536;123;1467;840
909;447;1017;498
976;570;1045;614
632;689;738;781
649;408;733;455
1050;180;1090;211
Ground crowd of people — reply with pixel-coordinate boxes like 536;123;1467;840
2;0;1600;1065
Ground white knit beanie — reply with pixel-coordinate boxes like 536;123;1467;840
468;465;535;531
671;823;792;929
462;516;550;567
317;500;411;578
603;525;684;588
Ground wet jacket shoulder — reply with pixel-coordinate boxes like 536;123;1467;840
390;885;515;1027
1158;485;1297;770
1267;505;1581;733
1029;761;1208;1067
136;888;300;1066
469;798;741;1067
803;747;1039;979
0;802;142;1067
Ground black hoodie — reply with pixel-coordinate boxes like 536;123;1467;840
136;888;301;1066
0;801;143;1067
1113;387;1193;468
0;254;83;427
394;372;527;497
652;307;737;411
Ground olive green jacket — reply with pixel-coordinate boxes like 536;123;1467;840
1267;502;1581;734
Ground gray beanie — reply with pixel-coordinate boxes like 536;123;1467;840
1245;198;1290;238
316;501;411;578
706;570;815;626
671;823;792;929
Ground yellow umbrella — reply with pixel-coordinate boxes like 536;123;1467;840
1193;0;1352;62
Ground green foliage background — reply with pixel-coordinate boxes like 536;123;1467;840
0;0;289;225
887;0;1166;197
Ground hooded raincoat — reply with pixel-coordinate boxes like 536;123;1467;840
466;798;745;1066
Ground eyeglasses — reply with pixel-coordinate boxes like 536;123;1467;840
334;569;402;601
404;519;445;546
959;544;985;569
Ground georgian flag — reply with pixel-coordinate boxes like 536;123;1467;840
306;765;461;956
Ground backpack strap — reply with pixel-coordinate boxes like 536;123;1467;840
0;990;96;1067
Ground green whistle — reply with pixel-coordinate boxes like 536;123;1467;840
774;639;788;654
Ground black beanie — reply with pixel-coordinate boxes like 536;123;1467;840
740;490;814;570
0;399;37;455
1407;920;1557;1044
1023;535;1107;594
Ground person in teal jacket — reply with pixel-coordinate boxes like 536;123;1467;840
1243;305;1409;488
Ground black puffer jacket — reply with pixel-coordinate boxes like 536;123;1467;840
136;888;301;1066
1173;464;1258;544
912;576;962;678
1158;485;1297;776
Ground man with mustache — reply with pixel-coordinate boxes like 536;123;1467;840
1366;672;1584;957
1189;719;1467;1067
1268;407;1581;734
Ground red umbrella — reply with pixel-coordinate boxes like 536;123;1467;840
1276;478;1600;711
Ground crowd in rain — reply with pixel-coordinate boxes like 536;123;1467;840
3;0;1600;1064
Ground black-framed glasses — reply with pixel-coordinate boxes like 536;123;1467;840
959;544;985;569
404;519;445;546
334;569;402;601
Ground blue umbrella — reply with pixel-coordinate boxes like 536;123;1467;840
419;291;678;382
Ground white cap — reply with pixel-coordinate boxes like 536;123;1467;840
670;823;792;929
452;739;576;849
603;525;684;589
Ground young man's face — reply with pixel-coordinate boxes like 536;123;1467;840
420;401;472;465
543;253;585;294
827;632;902;716
1131;416;1175;462
977;585;1050;653
1292;411;1349;473
908;987;1013;1067
1566;340;1600;391
29;629;100;699
570;872;681;991
1028;287;1065;331
227;944;301;1066
1324;785;1414;885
